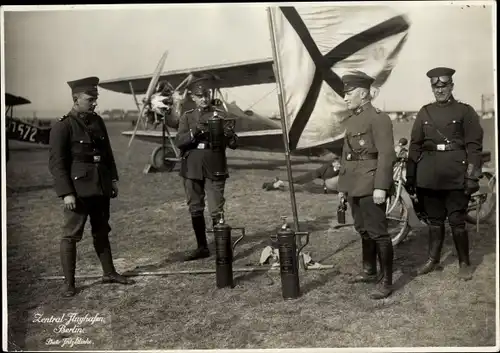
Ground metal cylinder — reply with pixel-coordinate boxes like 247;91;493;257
214;217;234;289
207;112;228;177
337;197;347;224
276;217;300;300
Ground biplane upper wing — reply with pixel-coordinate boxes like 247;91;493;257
99;57;275;94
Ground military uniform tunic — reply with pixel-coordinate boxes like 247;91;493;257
338;103;396;197
407;98;483;190
407;97;483;228
338;103;396;240
49;109;118;239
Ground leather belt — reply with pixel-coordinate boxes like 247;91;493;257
422;143;465;151
73;155;102;163
346;152;378;161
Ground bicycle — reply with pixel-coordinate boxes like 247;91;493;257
386;138;496;246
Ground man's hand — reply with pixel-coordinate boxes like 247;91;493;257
111;181;119;198
193;122;207;140
63;194;76;210
373;189;386;205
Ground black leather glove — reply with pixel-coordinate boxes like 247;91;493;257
406;179;416;196
193;122;207;140
464;177;480;196
464;163;481;196
224;127;235;139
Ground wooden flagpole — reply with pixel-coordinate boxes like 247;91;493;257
266;6;306;270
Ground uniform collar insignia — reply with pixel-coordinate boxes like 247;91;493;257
353;102;372;115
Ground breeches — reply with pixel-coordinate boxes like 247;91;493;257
183;177;226;218
416;188;470;229
349;195;389;240
62;196;111;242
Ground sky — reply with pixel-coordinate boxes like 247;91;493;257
2;1;496;119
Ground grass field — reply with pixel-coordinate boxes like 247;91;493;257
5;119;498;351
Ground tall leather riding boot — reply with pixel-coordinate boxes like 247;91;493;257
94;235;134;285
451;227;473;281
60;239;77;297
184;214;210;261
349;237;381;283
369;238;394;300
417;224;445;276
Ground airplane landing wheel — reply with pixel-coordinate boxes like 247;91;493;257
150;145;177;172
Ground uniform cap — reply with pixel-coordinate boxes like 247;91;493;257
188;81;210;96
426;67;455;87
426;67;455;78
342;70;375;92
67;76;99;97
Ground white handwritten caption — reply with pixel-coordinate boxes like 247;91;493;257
32;312;107;348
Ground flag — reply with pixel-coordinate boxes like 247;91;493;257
269;5;411;150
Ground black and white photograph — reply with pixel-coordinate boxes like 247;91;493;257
1;1;498;351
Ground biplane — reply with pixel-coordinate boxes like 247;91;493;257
5;93;51;162
98;53;344;173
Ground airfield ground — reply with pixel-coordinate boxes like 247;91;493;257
5;119;498;350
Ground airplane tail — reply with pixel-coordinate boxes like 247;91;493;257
6;117;51;145
269;5;411;150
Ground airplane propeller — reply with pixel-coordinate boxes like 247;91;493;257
127;50;169;149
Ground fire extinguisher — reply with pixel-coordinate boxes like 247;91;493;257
337;196;347;224
272;217;309;300
207;111;230;177
208;212;246;289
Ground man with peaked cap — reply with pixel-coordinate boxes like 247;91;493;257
175;81;239;261
337;70;397;300
406;67;483;281
49;76;134;297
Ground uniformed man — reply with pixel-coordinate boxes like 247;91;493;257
175;82;238;261
49;76;134;297
406;67;483;281
337;70;396;300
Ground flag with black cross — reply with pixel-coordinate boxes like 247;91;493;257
268;5;411;151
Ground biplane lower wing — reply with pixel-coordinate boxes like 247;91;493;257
121;129;343;157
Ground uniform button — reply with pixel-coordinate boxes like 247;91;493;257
80;140;84;143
